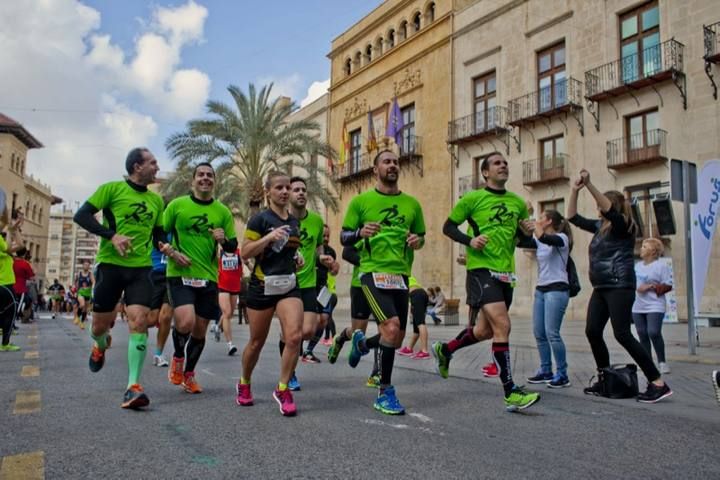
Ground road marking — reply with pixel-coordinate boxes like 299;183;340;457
24;351;39;359
13;391;41;414
21;366;40;377
362;418;410;429
201;369;216;377
409;412;432;423
0;451;44;480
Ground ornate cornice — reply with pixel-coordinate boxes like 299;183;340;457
394;68;422;96
344;97;369;121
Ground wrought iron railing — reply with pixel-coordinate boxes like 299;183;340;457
334;152;372;180
399;134;422;158
508;78;583;125
458;175;485;196
704;21;720;60
522;154;570;185
448;107;508;143
585;39;684;99
607;129;667;169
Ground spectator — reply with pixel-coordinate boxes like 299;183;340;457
12;247;34;324
427;286;445;325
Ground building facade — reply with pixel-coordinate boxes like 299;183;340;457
46;207;98;289
0;113;60;289
449;0;720;320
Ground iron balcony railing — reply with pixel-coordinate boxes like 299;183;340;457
458;175;485;197
607;129;668;169
585;39;684;100
334;152;372;181
508;78;583;126
704;21;720;61
522;154;570;186
399;134;422;159
447;106;509;144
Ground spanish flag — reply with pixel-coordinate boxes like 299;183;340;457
339;119;349;166
367;111;377;152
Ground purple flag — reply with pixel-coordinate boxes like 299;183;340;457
385;97;404;145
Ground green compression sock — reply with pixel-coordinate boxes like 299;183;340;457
91;332;108;351
127;333;148;387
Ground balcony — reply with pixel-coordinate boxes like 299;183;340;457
585;39;685;105
448;107;509;144
704;21;720;100
458;175;485;197
334;152;372;182
522;154;570;186
398;134;422;160
334;135;423;183
607;129;667;170
508;78;583;127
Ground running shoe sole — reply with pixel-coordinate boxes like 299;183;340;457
121;393;150;409
547;381;572;389
228;346;238;356
272;391;297;417
327;336;342;364
505;395;540;412
373;402;405;415
637;389;673;404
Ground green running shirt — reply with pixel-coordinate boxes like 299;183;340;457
295;210;324;289
447;188;528;273
86;180;164;268
342;189;425;276
0;235;14;285
163;195;237;282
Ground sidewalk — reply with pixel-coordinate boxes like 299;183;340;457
328;307;720;421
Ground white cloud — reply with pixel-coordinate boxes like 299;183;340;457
0;1;210;205
300;78;330;107
258;74;303;102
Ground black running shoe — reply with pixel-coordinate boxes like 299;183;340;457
637;382;673;404
583;380;603;396
121;384;150;409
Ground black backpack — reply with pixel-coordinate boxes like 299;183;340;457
595;364;639;399
554;247;581;298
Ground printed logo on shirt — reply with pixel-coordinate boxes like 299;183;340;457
489;204;518;226
379;205;406;227
125;202;155;225
187;213;214;235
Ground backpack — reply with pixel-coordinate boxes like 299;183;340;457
595;364;639;399
554;246;581;298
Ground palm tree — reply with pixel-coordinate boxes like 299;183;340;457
163;83;337;222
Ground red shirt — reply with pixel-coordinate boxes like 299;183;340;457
13;258;34;294
218;249;242;292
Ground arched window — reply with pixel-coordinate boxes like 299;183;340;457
364;44;372;65
32;204;37;221
375;37;384;57
354;51;362;68
20;160;25;174
399;20;408;41
345;58;352;76
413;12;422;32
38;207;43;223
388;29;396;48
426;2;436;24
11;153;16;171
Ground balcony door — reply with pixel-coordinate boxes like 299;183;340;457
626;110;660;163
538;42;566;112
540;135;566;174
620;1;660;83
473;72;496;134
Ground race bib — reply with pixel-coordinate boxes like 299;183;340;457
490;271;517;284
182;277;207;288
264;274;296;296
222;255;239;270
316;286;331;307
160;255;168;265
372;273;407;290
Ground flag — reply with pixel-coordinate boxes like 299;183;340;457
385;96;404;146
338;119;349;166
367;111;377;152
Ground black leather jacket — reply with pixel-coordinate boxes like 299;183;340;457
569;210;636;289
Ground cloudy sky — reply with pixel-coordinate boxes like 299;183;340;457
0;0;381;207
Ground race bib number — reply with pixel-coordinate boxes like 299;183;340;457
222;255;239;270
182;277;207;288
160;255;168;265
372;273;407;290
490;271;517;284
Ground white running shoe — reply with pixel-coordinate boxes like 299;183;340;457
228;343;237;356
153;355;169;367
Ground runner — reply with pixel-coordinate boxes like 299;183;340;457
216;247;243;355
432;151;540;411
147;242;172;367
74;260;94;330
12;247;34;325
303;223;339;360
340;149;426;415
397;276;430;359
47;279;63;319
1;206;24;352
73;147;164;409
162;162;237;394
235;171;304;417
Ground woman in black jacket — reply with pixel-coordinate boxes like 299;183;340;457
568;169;671;403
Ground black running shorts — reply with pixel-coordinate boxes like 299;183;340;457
93;264;153;313
409;288;428;334
167;277;220;321
300;287;321;314
359;274;409;331
350;286;371;320
149;270;169;310
246;279;301;311
466;268;513;309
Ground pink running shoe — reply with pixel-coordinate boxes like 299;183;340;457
413;351;430;360
482;362;499;378
236;383;254;406
273;388;297;416
397;346;414;357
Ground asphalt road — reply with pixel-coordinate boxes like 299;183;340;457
2;313;719;479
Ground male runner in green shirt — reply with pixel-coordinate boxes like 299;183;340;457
74;147;164;409
432;151;540;411
161;162;237;394
341;150;425;415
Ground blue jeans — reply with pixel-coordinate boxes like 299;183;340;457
533;289;569;376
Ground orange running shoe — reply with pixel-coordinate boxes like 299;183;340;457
121;384;150;409
89;345;105;372
182;372;203;394
168;356;184;385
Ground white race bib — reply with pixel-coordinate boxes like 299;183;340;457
316;286;331;307
372;273;407;290
490;271;517;284
222;255;239;270
264;274;296;296
182;277;207;288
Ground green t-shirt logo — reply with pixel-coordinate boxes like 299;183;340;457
299;227;309;243
187;213;211;234
488;204;516;226
379;204;406;227
124;202;154;225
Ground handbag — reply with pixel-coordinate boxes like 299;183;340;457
594;364;639;399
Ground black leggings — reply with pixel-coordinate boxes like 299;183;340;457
585;288;660;382
1;284;17;346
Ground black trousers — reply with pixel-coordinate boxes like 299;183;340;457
585;288;660;382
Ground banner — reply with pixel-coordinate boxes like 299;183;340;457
690;159;720;309
661;257;678;323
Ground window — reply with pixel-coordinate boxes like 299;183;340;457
537;42;566;112
344;58;352;76
626;183;665;238
354;51;362;68
426;2;436;24
399;21;408;41
400;104;416;154
626;109;659;150
350;129;362;173
35;245;40;261
375;37;384;57
540;199;566;216
472;154;492;188
413;12;422;32
473;71;497;133
388;29;396;48
364;44;372;65
540;135;566;170
620;1;660;83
